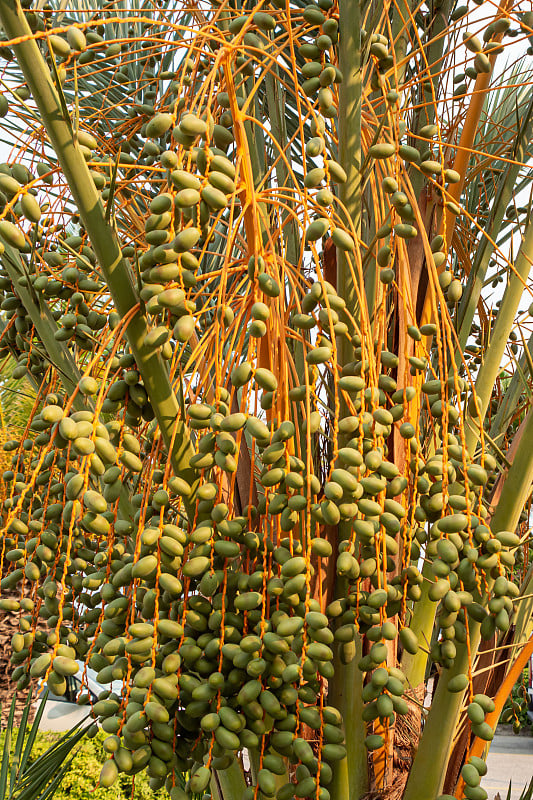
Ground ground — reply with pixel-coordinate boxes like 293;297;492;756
483;727;533;800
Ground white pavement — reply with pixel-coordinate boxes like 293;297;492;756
482;732;533;800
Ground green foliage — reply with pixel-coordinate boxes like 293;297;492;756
500;666;531;732
0;690;89;800
0;730;169;800
517;776;533;800
0;355;35;432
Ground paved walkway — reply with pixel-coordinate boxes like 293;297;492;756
482;733;533;800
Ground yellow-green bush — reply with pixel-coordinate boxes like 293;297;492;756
0;730;170;800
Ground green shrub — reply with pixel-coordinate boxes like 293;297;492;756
0;729;170;800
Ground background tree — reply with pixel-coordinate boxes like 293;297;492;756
0;363;35;722
0;1;531;799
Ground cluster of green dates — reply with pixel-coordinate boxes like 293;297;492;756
437;755;489;800
437;736;494;799
298;3;342;126
14;514;348;799
133;104;244;347
0;145;128;382
2;361;516;800
0;370;341;800
238;0;349;252
368;147;461;247
86;545;349;800
294;6;471;298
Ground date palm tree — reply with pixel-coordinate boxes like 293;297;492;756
0;0;531;799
